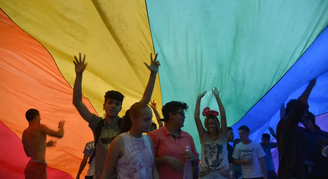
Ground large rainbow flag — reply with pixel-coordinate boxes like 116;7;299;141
1;0;328;178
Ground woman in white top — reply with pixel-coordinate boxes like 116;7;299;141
101;102;159;179
194;87;229;179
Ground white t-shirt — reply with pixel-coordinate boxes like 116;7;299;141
232;141;265;178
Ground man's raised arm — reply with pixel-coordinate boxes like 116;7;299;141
73;53;93;122
140;53;160;104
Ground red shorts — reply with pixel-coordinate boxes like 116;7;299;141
25;160;47;179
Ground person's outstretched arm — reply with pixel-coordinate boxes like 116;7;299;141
299;78;316;104
140;53;160;104
213;87;227;138
282;78;316;126
76;153;89;179
149;100;163;127
194;91;207;139
40;120;65;138
72;53;93;122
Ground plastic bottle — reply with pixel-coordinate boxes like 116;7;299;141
183;146;193;179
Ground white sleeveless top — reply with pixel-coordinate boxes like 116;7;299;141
116;132;153;179
200;133;229;174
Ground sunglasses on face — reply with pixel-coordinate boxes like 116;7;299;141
173;111;185;117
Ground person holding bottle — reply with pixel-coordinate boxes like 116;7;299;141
148;101;199;179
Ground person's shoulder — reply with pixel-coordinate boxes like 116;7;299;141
88;114;104;127
151;127;164;134
148;128;166;140
181;129;192;137
251;141;261;147
112;134;124;145
323;130;328;135
181;130;196;141
143;134;152;142
23;125;45;136
35;124;49;132
22;129;28;139
277;117;286;125
320;130;328;137
91;114;104;121
256;141;262;146
259;142;269;150
32;123;44;128
148;130;156;136
234;142;242;149
22;127;29;134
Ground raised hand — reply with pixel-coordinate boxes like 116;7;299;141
58;120;66;129
46;140;57;147
144;53;160;73
149;100;157;109
212;87;220;97
197;91;207;99
268;127;275;135
73;53;87;74
309;78;316;87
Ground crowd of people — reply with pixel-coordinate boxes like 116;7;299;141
21;53;328;179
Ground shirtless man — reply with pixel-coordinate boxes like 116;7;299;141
22;108;65;179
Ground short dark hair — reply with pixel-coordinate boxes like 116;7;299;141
104;90;124;103
227;127;233;131
262;133;270;140
162;101;188;122
25;109;39;122
238;125;250;133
